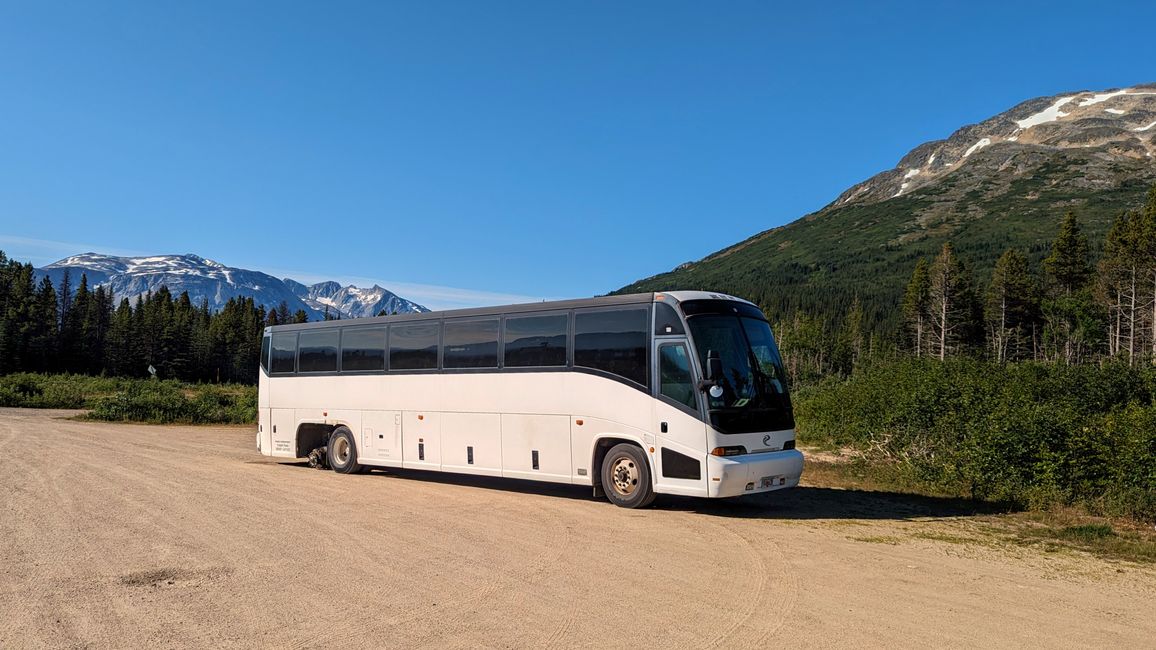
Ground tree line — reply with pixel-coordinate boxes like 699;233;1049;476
898;185;1156;366
769;184;1156;384
0;252;310;384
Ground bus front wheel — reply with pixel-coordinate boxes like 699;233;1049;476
601;443;655;508
327;426;363;475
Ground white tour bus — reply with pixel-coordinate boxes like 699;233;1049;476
256;291;803;508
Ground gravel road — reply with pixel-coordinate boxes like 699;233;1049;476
1;408;1152;648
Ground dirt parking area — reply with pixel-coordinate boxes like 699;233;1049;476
1;407;1153;648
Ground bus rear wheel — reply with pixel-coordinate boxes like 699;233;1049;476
327;426;363;475
601;443;655;508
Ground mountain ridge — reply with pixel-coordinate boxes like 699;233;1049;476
617;83;1156;331
38;253;428;320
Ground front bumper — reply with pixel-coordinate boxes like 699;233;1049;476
707;449;804;498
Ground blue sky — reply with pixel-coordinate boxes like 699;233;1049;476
2;1;1155;309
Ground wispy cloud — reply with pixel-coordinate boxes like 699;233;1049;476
0;236;563;311
0;235;149;266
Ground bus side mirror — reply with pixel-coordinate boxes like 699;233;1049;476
698;350;724;395
706;350;723;382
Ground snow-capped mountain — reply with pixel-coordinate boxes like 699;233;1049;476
283;279;428;318
620;82;1156;330
37;253;428;320
835;84;1156;204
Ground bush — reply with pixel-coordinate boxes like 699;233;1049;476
88;380;256;424
0;373;256;425
794;358;1156;521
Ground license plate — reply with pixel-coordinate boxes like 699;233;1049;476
761;476;782;488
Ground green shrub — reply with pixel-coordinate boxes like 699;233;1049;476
0;372;256;425
794;358;1156;522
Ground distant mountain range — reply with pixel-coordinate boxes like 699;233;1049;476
618;83;1156;329
37;253;428;320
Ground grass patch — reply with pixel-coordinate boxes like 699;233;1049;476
1057;523;1115;541
849;535;902;545
1010;514;1156;564
804;453;1156;564
911;531;980;546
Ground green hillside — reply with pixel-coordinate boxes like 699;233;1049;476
616;147;1156;334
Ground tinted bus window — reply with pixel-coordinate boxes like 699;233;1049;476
659;343;697;410
504;314;568;367
341;327;386;372
444;319;499;368
270;332;297;374
298;329;339;373
390;322;439;370
260;334;270;372
574;308;648;387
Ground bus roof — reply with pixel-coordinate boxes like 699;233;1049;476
266;290;755;333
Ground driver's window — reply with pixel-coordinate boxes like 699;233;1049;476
659;344;697;411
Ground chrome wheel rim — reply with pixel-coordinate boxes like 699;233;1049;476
332;436;351;465
610;456;638;496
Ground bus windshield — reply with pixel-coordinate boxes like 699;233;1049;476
681;301;794;435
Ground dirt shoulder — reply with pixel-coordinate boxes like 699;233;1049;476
1;408;1152;648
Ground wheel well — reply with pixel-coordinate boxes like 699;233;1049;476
295;423;336;458
591;437;648;497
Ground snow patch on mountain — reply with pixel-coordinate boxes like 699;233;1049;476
1015;96;1075;129
964;138;992;158
38;253;428;320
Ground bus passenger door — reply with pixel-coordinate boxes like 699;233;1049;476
652;340;709;497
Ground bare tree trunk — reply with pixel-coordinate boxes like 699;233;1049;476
999;294;1008;363
1112;290;1122;357
939;290;948;361
915;314;923;358
1151;271;1156;363
1129;267;1137;366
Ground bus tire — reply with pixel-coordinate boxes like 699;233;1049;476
327;426;363;474
601;443;655;508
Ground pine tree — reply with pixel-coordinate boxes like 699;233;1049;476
927;243;979;360
1043;212;1099;363
29;276;59;372
902;258;930;357
841;296;864;371
58;268;72;328
3;264;38;372
985;248;1037;363
62;274;91;372
1044;211;1091;296
276;301;291;325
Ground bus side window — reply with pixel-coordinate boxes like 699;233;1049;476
504;314;568;367
658;343;697;411
574;308;649;388
260;334;270;372
341;326;386;372
444;319;499;368
270;332;297;374
390;322;439;370
298;329;339;373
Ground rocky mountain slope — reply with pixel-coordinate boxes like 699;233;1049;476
38;253;427;320
618;84;1156;329
282;279;427;318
